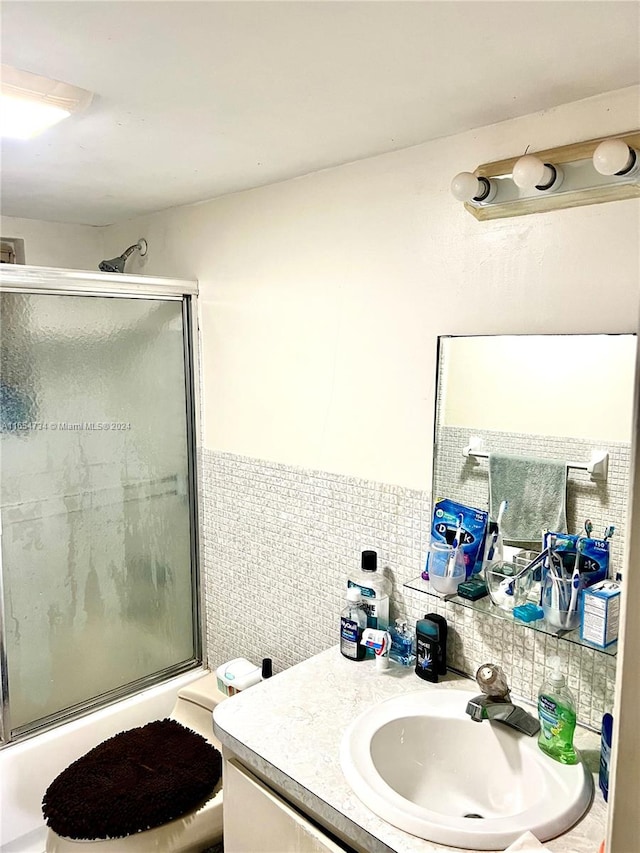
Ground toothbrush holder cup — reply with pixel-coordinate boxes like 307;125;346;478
541;573;581;631
485;561;534;611
427;541;465;595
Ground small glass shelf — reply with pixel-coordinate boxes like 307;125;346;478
404;575;617;658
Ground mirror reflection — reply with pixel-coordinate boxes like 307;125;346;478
433;334;635;563
426;334;636;650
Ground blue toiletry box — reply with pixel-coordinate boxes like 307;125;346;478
430;498;488;579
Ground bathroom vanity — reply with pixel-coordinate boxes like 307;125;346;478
213;647;605;853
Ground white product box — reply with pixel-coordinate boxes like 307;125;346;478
580;581;621;649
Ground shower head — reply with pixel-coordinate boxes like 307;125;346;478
99;239;147;273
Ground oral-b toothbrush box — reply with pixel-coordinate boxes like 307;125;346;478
549;533;609;587
581;581;621;648
430;498;488;579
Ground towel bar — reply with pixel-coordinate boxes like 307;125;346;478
462;443;609;481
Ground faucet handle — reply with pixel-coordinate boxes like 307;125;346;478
475;663;511;701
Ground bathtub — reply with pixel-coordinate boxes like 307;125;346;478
0;669;209;853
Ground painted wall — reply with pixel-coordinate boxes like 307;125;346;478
102;85;640;490
0;215;103;271
608;331;640;853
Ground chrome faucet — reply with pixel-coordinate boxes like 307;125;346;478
465;663;540;737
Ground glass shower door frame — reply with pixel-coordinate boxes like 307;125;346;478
0;265;204;744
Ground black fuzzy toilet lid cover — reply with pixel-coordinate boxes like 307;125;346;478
42;718;223;840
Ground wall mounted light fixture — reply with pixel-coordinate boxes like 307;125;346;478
451;131;640;220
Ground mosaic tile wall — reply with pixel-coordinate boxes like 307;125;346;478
402;579;616;730
433;425;630;573
200;448;617;729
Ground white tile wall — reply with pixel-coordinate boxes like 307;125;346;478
200;448;617;729
434;424;630;572
401;581;616;729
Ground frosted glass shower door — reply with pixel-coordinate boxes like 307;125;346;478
0;290;198;736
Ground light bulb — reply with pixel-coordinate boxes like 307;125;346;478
512;155;561;191
450;172;495;203
451;172;481;201
593;138;637;176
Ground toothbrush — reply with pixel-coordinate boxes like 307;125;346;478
565;522;588;628
447;514;464;577
545;535;564;613
486;500;508;562
603;524;615;542
542;529;565;613
567;556;581;630
571;518;592;591
499;548;547;597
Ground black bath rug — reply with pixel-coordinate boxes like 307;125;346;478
42;718;222;840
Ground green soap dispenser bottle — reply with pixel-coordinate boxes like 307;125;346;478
537;656;578;765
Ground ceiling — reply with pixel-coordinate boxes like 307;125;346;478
2;1;639;227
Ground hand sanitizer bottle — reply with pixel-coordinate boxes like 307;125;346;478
537;657;578;765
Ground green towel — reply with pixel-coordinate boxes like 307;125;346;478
489;452;568;543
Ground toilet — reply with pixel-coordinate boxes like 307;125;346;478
45;673;227;853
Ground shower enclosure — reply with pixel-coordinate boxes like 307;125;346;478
0;265;202;744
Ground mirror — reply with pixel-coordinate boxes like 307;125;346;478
432;334;636;571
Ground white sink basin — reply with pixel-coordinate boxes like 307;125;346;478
340;689;593;850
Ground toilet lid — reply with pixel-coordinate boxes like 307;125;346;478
42;718;222;840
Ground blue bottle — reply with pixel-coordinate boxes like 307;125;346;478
599;713;613;801
389;619;416;666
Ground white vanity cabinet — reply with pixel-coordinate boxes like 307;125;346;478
223;757;351;853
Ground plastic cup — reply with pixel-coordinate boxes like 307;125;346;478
542;574;581;631
486;561;533;611
428;542;465;595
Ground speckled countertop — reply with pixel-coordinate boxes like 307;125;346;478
213;647;606;853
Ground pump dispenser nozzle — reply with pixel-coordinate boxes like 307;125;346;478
547;656;566;688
